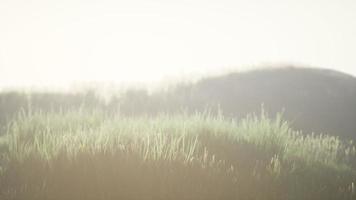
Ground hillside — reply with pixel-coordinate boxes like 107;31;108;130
170;67;356;140
0;110;355;200
1;66;356;140
1;67;356;199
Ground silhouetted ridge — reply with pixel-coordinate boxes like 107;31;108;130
185;67;356;139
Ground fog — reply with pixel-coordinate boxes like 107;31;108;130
1;0;356;89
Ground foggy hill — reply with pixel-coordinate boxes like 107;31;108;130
172;67;356;139
1;66;356;140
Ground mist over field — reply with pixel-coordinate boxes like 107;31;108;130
0;66;356;200
1;0;356;199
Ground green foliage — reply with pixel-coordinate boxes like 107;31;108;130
0;109;355;200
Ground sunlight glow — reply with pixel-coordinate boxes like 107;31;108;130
1;0;356;89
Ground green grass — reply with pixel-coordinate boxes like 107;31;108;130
0;109;355;200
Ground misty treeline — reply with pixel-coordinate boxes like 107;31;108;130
0;84;210;129
1;67;356;140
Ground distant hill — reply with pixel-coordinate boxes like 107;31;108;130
1;66;356;140
175;67;356;139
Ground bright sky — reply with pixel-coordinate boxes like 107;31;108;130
1;0;356;89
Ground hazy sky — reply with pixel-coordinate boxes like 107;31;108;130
1;0;356;89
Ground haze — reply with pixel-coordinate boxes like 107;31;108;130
1;0;356;89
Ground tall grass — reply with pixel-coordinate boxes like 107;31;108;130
0;109;355;200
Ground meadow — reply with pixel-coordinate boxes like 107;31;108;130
0;68;356;199
0;108;355;200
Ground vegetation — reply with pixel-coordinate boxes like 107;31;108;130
1;67;356;140
0;109;355;200
0;67;355;199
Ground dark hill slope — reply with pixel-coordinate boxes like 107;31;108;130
1;67;355;140
180;67;356;139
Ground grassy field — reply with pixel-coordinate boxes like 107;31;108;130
0;109;355;200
